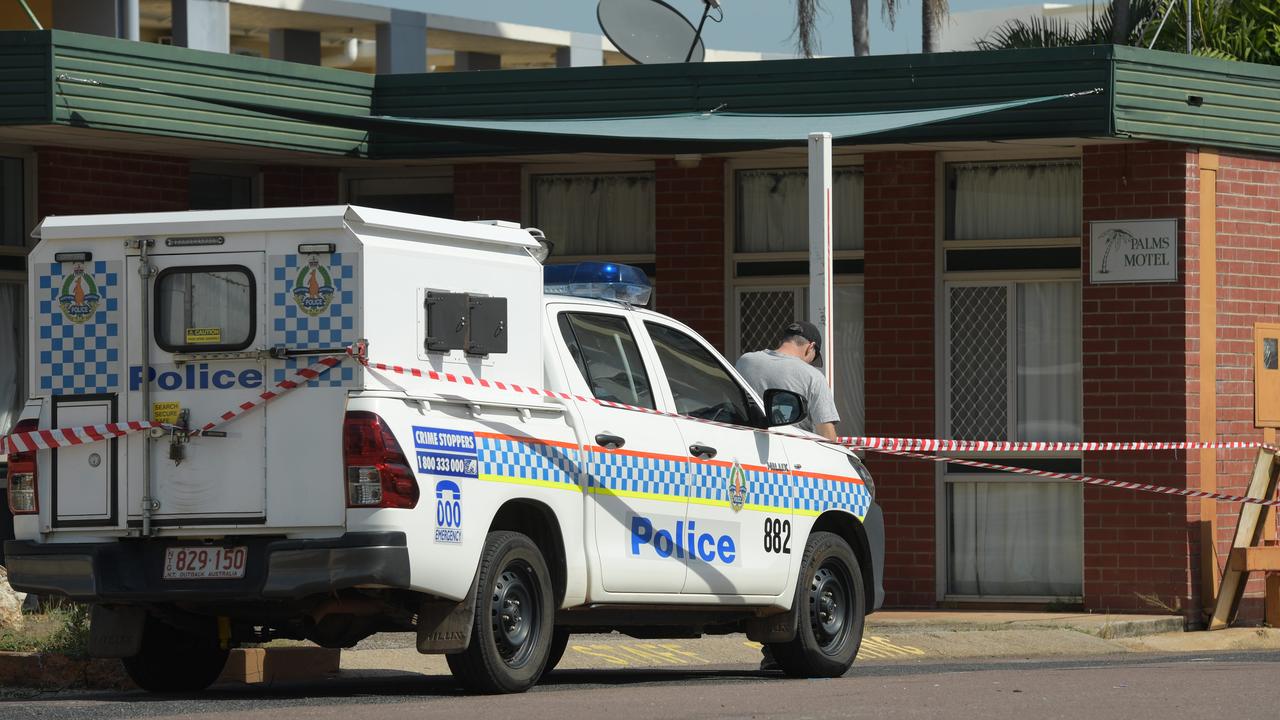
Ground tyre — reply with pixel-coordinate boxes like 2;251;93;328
122;616;229;693
543;628;571;674
446;531;555;693
765;531;865;678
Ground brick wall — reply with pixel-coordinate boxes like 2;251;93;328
37;147;188;217
453;163;521;223
1081;143;1199;615
863;151;937;607
261;166;340;207
1210;150;1280;622
654;158;725;351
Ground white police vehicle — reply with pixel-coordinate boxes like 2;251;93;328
4;206;883;694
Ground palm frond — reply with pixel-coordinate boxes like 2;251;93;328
975;15;1082;50
794;0;823;57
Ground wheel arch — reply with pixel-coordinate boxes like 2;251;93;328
810;511;876;615
488;499;568;607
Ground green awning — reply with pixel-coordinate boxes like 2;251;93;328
202;88;1098;153
94;77;1102;154
364;90;1100;145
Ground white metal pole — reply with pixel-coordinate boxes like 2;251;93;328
808;132;834;389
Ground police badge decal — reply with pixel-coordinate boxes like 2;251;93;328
727;460;747;511
58;263;101;324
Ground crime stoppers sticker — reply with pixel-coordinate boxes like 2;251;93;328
414;426;474;544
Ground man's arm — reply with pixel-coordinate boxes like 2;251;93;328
815;422;838;442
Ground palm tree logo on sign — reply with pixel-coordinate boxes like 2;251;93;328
292;254;336;317
1096;228;1137;275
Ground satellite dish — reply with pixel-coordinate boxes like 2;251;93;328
597;0;707;64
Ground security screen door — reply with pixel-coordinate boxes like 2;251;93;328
945;281;1083;598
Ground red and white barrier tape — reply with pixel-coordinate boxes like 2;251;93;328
360;355;1280;507
0;352;351;452
190;353;348;435
839;436;1280;454
2;420;162;455
6;344;1278;508
874;447;1280;508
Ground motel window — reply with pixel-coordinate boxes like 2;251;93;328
731;165;864;437
347;172;454;217
946;159;1081;241
190;165;257;210
0;155;27;439
1;158;21;248
942;158;1084;600
529;172;655;258
735;167;863;252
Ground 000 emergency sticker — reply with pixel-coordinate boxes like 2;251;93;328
413;426;475;544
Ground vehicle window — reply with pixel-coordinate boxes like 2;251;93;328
558;312;655;410
645;322;753;425
155;266;255;351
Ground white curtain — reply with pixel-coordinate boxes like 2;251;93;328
833;284;864;437
949;481;1083;596
736;168;863;252
952;161;1081;240
531;173;654;256
1017;282;1082;441
0;283;22;439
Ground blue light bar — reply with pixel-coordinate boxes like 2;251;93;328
544;262;652;305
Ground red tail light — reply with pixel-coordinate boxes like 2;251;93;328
343;411;419;509
7;418;39;515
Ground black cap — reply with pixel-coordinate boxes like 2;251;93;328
782;320;823;366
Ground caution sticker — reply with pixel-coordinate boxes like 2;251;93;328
152;401;181;425
185;327;222;344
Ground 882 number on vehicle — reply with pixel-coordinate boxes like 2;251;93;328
763;517;791;554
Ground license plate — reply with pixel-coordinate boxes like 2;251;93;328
163;546;247;580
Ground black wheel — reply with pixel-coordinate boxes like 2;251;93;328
446;531;554;693
543;628;571;674
765;531;865;678
122;615;229;693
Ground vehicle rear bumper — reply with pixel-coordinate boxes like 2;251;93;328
3;532;410;602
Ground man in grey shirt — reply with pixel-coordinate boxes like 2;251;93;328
735;320;840;441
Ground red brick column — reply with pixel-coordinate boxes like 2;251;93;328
37;147;188;216
654;158;725;351
1081;143;1198;615
453;163;521;223
863;151;937;607
1211;151;1280;623
261;166;340;207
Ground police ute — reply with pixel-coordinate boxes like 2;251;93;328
4;206;884;694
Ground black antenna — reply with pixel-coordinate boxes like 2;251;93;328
686;0;723;63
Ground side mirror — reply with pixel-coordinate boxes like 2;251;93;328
763;389;808;428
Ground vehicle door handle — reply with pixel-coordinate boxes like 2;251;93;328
688;444;718;460
594;433;626;450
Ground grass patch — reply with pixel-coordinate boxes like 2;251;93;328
0;601;91;657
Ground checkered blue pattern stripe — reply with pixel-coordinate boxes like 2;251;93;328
270;253;357;388
478;437;580;487
592;451;687;500
35;261;121;395
689;463;789;511
794;474;872;517
474;434;869;517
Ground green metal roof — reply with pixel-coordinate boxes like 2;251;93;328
2;31;1280;159
1;29;373;156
